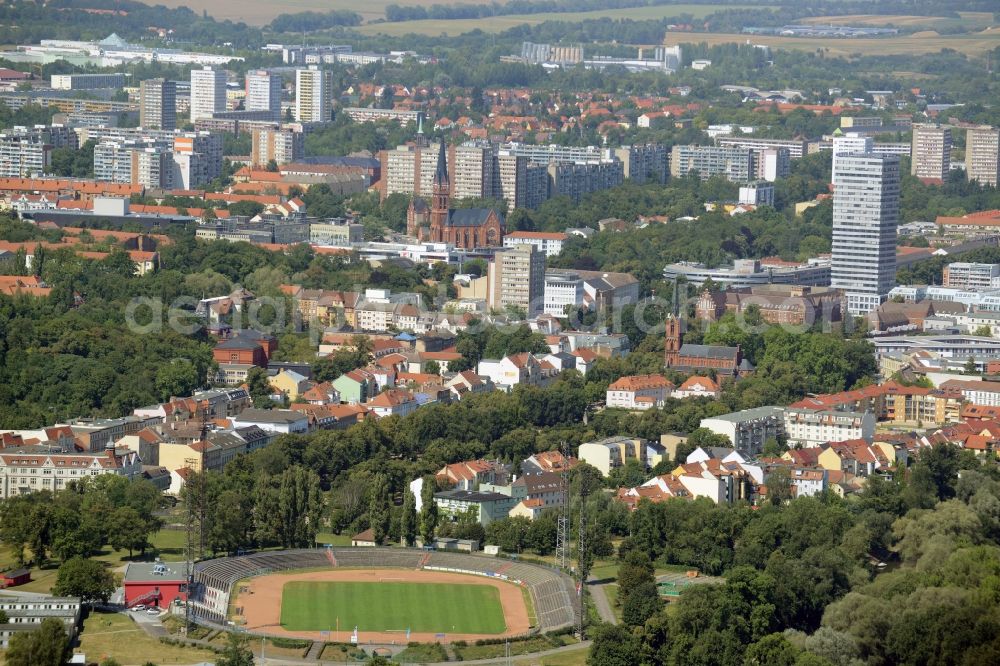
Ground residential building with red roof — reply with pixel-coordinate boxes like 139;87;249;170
672;375;721;399
606;374;674;410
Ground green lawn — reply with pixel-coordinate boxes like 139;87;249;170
76;611;218;665
280;580;508;634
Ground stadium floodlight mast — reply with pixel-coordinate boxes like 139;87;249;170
576;482;589;640
555;441;571;570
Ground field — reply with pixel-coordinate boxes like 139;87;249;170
141;1;759;29
279;580;507;633
75;611;218;665
676;30;1000;57
236;568;531;643
799;12;996;31
354;4;766;37
145;0;496;25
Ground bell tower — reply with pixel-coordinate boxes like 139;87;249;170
429;138;450;241
664;278;684;367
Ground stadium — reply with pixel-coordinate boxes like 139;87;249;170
188;548;577;644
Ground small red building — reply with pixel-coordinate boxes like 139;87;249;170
1;569;31;588
212;336;267;367
123;562;188;609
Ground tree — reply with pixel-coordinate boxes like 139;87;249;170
765;467;794;506
424;359;441;375
209;489;253;555
587;622;643;666
368;473;391;545
216;631;255;666
51;557;116;604
254;466;323;548
155;359;201;401
107;506;151;557
246;366;276;409
400;488;417;547
744;633;801;666
420;475;438;543
5;618;71;666
621;579;661;626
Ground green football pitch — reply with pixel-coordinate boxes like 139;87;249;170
279;580;509;634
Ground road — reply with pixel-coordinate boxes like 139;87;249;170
587;577;617;625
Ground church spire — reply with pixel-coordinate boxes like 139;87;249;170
434;137;449;186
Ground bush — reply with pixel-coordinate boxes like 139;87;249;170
270;637;311;649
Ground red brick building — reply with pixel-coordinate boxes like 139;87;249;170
408;139;505;249
123;562;188;609
213;336;267;367
663;315;747;376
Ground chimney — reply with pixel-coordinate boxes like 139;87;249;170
105;440;117;463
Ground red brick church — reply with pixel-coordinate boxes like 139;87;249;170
663;314;750;376
406;139;505;249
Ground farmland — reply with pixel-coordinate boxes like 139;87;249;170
354;4;766;37
146;0;500;26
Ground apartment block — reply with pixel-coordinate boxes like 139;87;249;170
547;160;623;202
0;134;52;177
245;70;282;119
497;151;548;210
783;407;876;448
614;143;668;184
670;145;755;182
756;147;790;181
942;262;1000;290
966;125;1000;187
382;142;440;198
139;78;176;131
910;123;951;181
699;406;785;454
50;73;125;90
190;66;227;123
250;128;304;167
342;107;423;126
295;66;331;123
716;136;807;160
452;142;497;200
488;243;546;318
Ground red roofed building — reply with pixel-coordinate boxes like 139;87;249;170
367;388;417;419
672;375;721;399
436;459;509;491
607;374;674;410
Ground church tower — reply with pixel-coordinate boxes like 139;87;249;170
664;315;683;368
664;278;683;367
429;138;450;242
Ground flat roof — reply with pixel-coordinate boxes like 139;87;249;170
123;561;189;583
